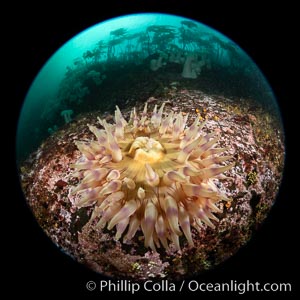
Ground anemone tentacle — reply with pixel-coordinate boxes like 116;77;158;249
71;103;233;251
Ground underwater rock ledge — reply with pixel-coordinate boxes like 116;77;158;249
20;88;284;280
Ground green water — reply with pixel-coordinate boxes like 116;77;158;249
16;13;278;164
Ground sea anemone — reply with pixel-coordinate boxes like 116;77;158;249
70;103;233;251
61;109;74;124
182;55;198;79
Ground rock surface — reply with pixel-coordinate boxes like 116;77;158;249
20;88;284;280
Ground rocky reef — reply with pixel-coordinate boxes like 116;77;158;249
20;87;284;280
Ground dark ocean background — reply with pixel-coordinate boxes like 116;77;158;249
16;13;277;164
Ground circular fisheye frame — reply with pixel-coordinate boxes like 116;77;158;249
17;13;285;280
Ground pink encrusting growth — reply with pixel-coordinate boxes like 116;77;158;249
70;103;233;251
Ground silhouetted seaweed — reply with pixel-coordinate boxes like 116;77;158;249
54;20;271;118
181;20;197;28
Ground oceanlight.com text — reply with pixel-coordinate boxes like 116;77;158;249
86;279;292;294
